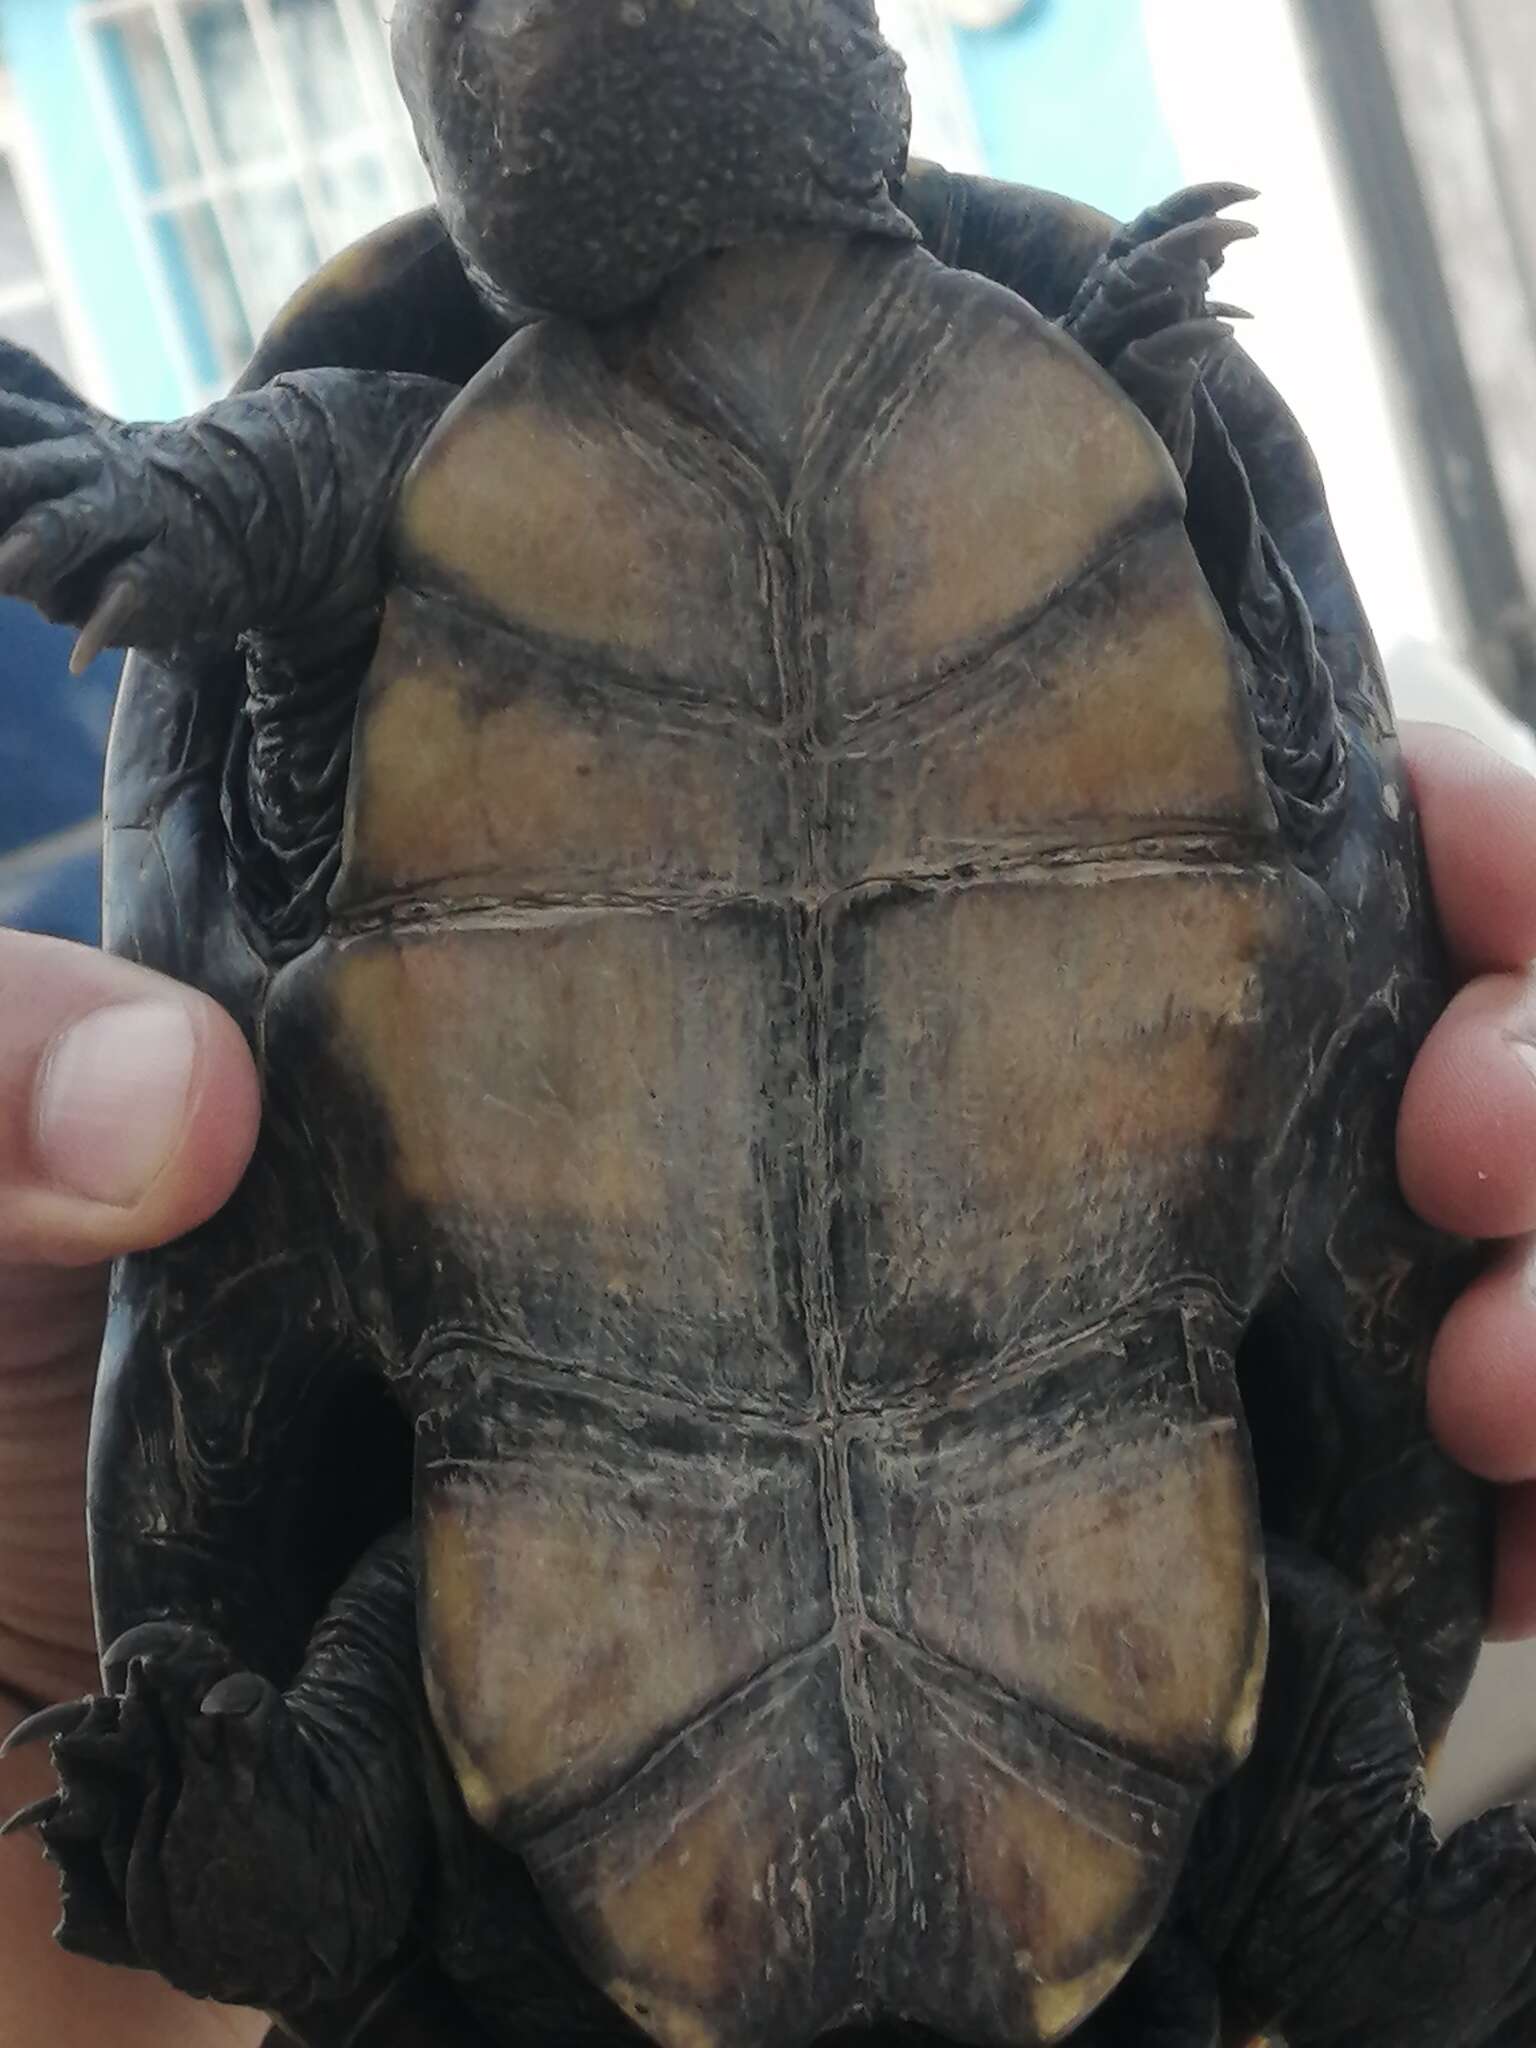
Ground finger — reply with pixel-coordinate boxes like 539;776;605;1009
1427;1238;1536;1483
1489;1483;1536;1640
1400;722;1536;977
0;931;259;1268
1398;971;1536;1238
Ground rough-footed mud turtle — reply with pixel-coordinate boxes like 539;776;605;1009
0;1;1531;2045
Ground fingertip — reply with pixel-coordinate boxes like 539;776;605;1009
1398;975;1536;1239
1400;722;1536;976
131;989;261;1248
0;931;259;1266
1427;1241;1536;1483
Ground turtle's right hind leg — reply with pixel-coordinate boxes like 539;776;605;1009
1197;1543;1536;2048
2;1527;437;2032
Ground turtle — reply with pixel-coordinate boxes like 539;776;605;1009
0;1;1531;2044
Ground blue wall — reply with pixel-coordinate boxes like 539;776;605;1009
954;0;1179;221
0;0;191;417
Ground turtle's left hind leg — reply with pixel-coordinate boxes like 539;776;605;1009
2;1526;436;2027
1194;1543;1536;2048
1073;1931;1219;2046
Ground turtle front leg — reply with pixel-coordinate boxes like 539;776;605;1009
0;362;452;669
1;1527;437;2026
1192;1543;1536;2048
1062;184;1254;474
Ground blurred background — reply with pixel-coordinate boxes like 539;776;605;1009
0;0;1532;1801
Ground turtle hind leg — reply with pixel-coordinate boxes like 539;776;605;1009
1071;1930;1219;2047
3;1527;435;2025
1196;1542;1536;2048
257;1959;509;2048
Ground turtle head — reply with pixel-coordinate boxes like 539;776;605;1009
391;0;916;322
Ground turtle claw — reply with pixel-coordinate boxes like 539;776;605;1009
101;1618;211;1689
18;1630;300;1991
0;1696;91;1758
1190;178;1260;208
70;569;145;674
1157;215;1259;268
0;527;45;590
1061;185;1255;472
1102;182;1260;269
0;1794;60;1839
1064;184;1257;376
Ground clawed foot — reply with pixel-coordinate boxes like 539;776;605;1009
1;1621;307;2003
0;339;107;421
1064;183;1256;473
0;386;203;671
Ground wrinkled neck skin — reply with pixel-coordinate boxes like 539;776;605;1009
391;0;917;323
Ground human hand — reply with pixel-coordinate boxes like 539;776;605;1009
1397;722;1536;1641
0;928;260;2046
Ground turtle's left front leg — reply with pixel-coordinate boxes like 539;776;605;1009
0;367;452;669
2;1528;439;2028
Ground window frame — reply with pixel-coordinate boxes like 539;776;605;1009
75;0;429;392
1294;0;1536;719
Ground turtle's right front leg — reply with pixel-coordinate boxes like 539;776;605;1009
2;1527;438;2030
0;366;452;669
1061;185;1254;476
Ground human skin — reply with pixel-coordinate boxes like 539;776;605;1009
0;721;1534;2040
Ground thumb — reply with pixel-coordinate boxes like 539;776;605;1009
0;930;259;1268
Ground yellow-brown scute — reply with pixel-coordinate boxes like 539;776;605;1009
335;606;777;911
838;525;1274;872
419;1477;826;1817
844;309;1180;702
397;392;752;667
839;873;1314;1378
296;236;1331;2048
892;1417;1264;1767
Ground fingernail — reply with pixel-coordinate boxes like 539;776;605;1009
33;1002;198;1207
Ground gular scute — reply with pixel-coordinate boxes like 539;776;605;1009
280;236;1331;2046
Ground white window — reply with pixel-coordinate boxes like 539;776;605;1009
0;78;84;383
78;0;430;390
